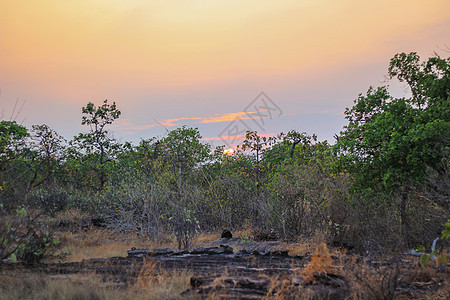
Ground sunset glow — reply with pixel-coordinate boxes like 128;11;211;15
1;1;449;145
223;148;235;157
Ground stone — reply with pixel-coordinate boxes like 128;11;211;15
221;229;233;239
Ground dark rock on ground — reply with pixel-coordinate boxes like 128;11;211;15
127;248;173;257
221;229;233;239
190;245;233;255
206;237;280;252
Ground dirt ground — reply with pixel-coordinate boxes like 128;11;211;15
1;235;449;299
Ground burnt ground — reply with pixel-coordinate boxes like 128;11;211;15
0;239;449;299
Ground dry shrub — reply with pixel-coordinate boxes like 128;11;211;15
133;259;159;289
301;243;334;282
133;258;192;298
275;241;310;257
343;257;400;300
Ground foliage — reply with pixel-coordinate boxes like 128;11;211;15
0;120;28;161
442;219;450;239
168;208;200;250
159;126;210;196
68;99;122;190
414;244;448;269
0;206;60;263
337;52;449;193
239;233;254;245
336;52;449;247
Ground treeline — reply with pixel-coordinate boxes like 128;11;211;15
1;52;448;255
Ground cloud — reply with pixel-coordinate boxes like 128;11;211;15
112;110;269;134
201;111;256;123
111;119;159;131
160;117;203;127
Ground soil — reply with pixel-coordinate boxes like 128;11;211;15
1;239;448;299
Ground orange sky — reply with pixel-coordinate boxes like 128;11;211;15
1;0;449;145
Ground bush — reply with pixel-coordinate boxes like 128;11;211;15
28;188;69;216
0;206;60;263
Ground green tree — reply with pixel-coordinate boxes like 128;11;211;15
22;124;66;191
68;100;121;190
160;126;210;203
0;121;29;208
0;121;28;161
336;52;449;245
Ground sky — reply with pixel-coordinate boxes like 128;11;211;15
1;0;449;149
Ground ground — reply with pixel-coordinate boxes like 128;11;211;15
0;227;448;299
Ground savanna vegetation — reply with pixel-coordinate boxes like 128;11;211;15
0;52;448;298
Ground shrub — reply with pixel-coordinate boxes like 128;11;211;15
0;206;60;263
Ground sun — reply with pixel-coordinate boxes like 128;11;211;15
223;148;235;157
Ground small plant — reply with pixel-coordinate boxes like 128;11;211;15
239;234;254;245
441;219;450;240
414;238;448;269
168;208;200;250
412;221;450;269
0;206;60;263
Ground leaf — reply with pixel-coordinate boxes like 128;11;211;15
440;254;447;267
419;254;428;268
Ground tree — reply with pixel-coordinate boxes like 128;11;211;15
0;121;28;161
160;126;210;203
21;124;66;192
68;100;121;190
336;52;449;245
0;121;29;208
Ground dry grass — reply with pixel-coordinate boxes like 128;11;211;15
342;256;401;300
0;262;192;300
301;243;334;282
132;258;193;299
54;228;172;262
195;232;220;245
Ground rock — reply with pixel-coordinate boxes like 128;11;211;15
191;245;233;255
151;248;174;256
91;216;107;228
172;250;190;256
127;248;173;257
221;229;233;239
251;249;289;257
127;247;151;257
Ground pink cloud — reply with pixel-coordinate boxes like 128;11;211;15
112;110;279;135
201;111;256;123
160;117;203;127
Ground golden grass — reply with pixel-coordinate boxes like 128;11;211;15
0;264;192;300
301;243;334;282
54;228;172;262
195;232;220;245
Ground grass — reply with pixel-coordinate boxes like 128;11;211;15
54;228;172;262
0;255;193;300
